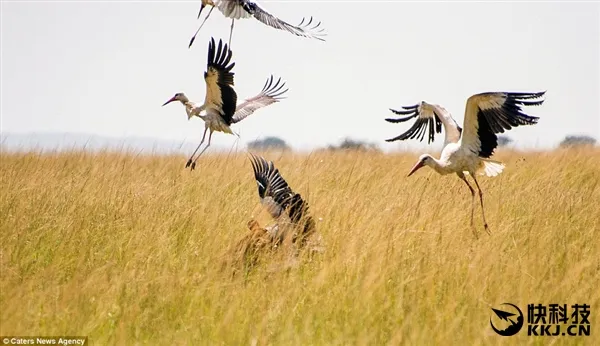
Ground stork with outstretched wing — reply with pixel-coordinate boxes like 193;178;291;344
385;92;546;236
162;38;288;170
248;153;315;246
189;0;326;49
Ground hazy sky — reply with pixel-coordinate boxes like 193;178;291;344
1;1;599;151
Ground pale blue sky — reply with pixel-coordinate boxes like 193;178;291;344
1;1;599;151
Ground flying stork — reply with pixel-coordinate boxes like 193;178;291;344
248;153;315;247
385;91;546;235
162;38;288;170
189;0;326;49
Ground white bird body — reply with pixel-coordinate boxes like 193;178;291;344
165;96;233;134
427;143;467;175
203;108;236;135
425;145;505;178
386;91;545;235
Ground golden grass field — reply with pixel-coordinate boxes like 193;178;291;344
1;148;599;345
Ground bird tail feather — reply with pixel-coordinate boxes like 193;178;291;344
479;159;505;177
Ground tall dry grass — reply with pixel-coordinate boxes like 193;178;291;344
1;148;599;345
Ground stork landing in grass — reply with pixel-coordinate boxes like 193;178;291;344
162;38;288;170
248;153;316;248
189;0;326;49
385;91;546;236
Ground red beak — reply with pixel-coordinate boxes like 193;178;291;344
407;161;424;177
162;96;177;107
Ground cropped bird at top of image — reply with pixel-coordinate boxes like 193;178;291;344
162;38;288;170
189;0;326;49
385;91;546;236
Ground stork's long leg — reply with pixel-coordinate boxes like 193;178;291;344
228;19;235;48
187;127;208;168
471;174;491;235
190;129;214;170
189;6;215;48
457;172;477;237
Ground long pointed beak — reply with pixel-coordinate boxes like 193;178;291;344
407;161;424;177
162;96;176;107
197;3;205;19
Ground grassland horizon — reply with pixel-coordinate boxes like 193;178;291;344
1;148;599;345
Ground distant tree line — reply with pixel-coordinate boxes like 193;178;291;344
247;137;290;151
497;136;513;147
326;138;380;152
559;135;596;148
497;134;597;148
246;134;597;151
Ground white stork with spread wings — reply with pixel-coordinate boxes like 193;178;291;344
385;91;546;235
248;154;315;246
162;38;288;170
189;0;326;49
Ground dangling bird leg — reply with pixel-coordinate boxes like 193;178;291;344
189;6;215;48
458;173;477;238
191;130;213;170
186;127;208;169
228;18;235;48
472;175;491;235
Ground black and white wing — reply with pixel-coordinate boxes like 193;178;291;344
461;91;545;158
231;75;288;124
242;1;326;41
249;153;294;219
248;154;312;225
204;37;238;126
385;101;462;145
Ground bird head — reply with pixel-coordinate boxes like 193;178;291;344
407;154;433;177
162;92;188;107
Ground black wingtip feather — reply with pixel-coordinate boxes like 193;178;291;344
261;75;273;93
385;107;419;123
261;75;288;99
249;153;269;199
390;108;417;116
